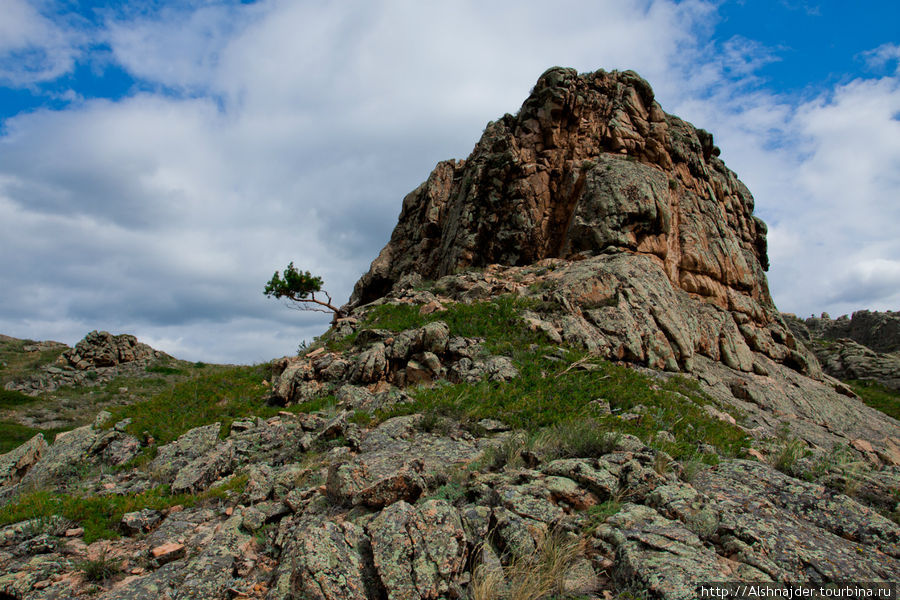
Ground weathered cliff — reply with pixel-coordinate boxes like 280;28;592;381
353;67;815;378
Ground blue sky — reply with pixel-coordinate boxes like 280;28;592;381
1;0;898;362
717;2;900;93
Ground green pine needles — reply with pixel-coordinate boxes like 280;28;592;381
264;262;343;321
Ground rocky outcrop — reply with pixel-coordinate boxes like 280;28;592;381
59;330;162;370
4;412;897;600
1;412;140;499
5;330;171;396
353;68;770;317
799;310;900;353
809;339;900;390
350;67;818;383
785;312;900;390
0;434;47;488
270;320;518;406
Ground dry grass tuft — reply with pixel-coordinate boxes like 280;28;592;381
470;528;585;600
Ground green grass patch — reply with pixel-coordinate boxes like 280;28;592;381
846;379;900;421
47;372;177;412
322;295;547;354
348;410;373;427
372;296;749;462
361;296;545;353
0;388;39;409
380;351;748;461
144;364;185;375
0;421;66;454
294;393;337;415
0;338;67;388
0;475;247;544
583;500;622;532
105;364;280;445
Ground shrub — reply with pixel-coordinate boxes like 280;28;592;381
679;459;708;483
428;482;466;504
472;433;528;472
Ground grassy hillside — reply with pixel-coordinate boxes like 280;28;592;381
0;335;246;453
327;296;750;463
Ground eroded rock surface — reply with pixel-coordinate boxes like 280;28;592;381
353;68;772;326
785;312;900;391
0;389;897;599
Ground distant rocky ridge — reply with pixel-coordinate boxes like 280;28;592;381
801;310;900;353
5;330;170;396
785;310;900;391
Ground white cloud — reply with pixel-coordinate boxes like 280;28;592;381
691;73;900;319
862;42;900;75
0;0;82;85
105;2;252;93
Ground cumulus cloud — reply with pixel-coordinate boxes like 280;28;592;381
0;0;897;362
749;76;900;317
105;2;252;94
0;0;83;86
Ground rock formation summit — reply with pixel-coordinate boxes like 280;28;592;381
353;67;815;377
355;67;768;304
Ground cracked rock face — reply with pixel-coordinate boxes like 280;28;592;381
352;67;770;323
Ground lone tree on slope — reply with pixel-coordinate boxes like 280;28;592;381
264;262;343;322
